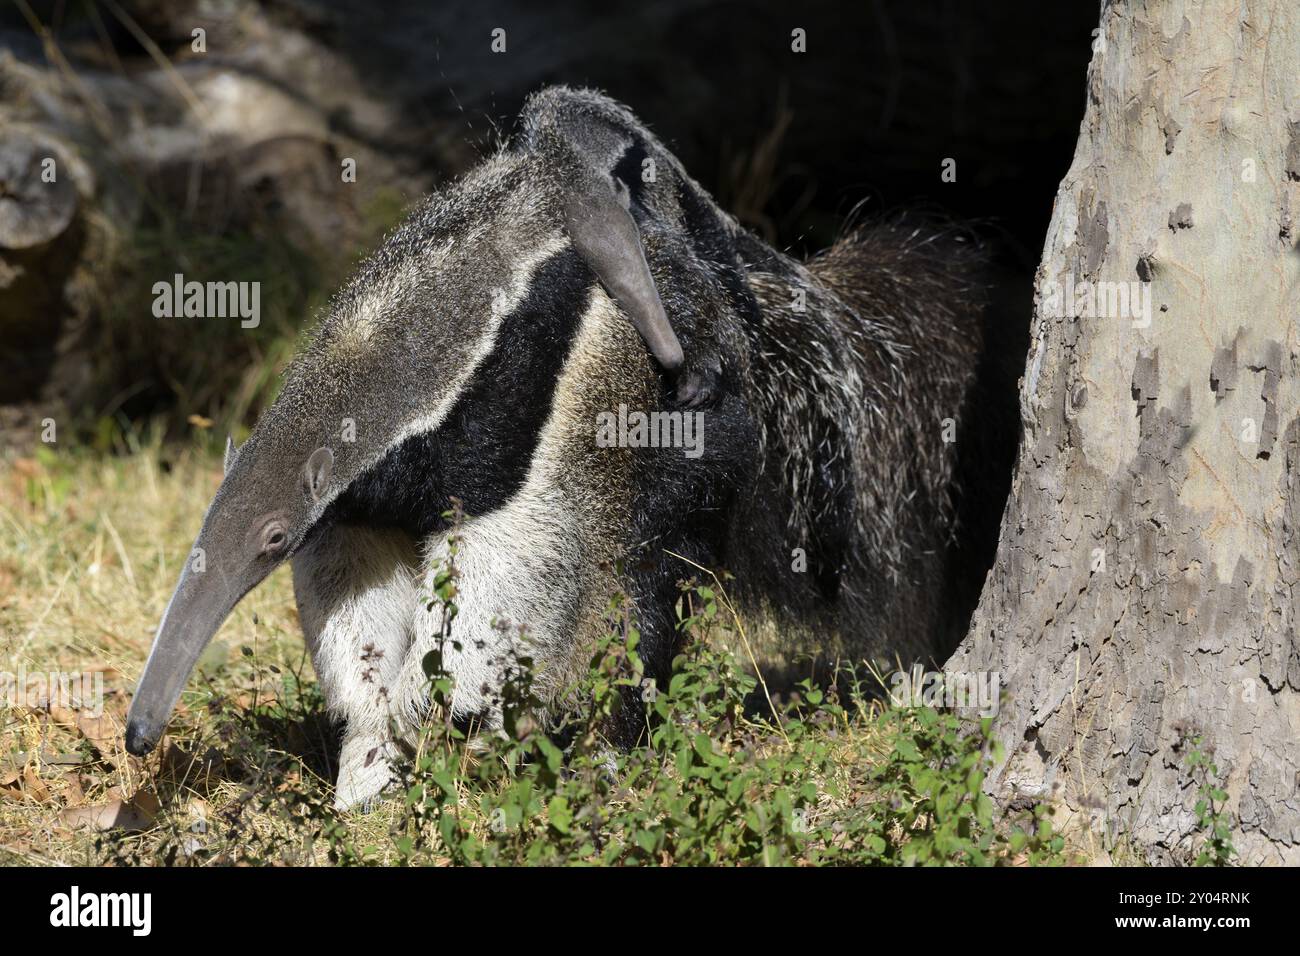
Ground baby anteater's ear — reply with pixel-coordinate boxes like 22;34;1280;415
519;87;685;375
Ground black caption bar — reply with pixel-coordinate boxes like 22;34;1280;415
0;865;1280;941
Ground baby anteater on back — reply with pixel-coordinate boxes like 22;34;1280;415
125;86;985;807
727;220;986;664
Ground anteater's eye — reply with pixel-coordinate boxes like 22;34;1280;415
262;525;287;554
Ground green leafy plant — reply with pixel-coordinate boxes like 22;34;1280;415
1184;735;1236;867
864;703;1064;866
358;531;1067;866
90;502;1067;867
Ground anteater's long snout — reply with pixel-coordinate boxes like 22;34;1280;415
126;560;240;756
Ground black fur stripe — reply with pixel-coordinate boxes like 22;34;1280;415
326;248;594;536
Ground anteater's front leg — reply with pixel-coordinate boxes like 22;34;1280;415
394;496;586;739
292;523;420;809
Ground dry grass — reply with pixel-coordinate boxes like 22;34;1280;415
0;437;360;864
0;440;1082;866
0;441;891;865
0;439;864;865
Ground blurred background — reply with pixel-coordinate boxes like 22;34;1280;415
1;0;1096;449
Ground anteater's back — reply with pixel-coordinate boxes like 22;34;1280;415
727;221;985;667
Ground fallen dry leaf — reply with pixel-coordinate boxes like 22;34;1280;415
76;712;120;752
1;766;53;803
160;740;224;788
60;790;160;832
44;704;120;754
46;705;79;732
61;770;87;808
0;750;84;786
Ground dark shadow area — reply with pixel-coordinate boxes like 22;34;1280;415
163;679;340;798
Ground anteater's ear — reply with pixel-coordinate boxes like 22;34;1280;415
563;173;683;373
302;447;334;502
223;435;238;476
521;88;685;374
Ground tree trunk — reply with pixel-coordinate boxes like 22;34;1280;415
949;0;1300;864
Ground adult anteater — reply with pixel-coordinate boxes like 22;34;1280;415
125;87;984;807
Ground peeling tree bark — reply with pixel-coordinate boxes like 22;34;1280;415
949;0;1300;864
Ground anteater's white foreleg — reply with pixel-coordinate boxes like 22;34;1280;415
395;495;586;738
292;524;420;809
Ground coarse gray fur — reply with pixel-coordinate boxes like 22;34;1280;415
126;86;984;808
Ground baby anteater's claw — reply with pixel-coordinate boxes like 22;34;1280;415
673;355;723;408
